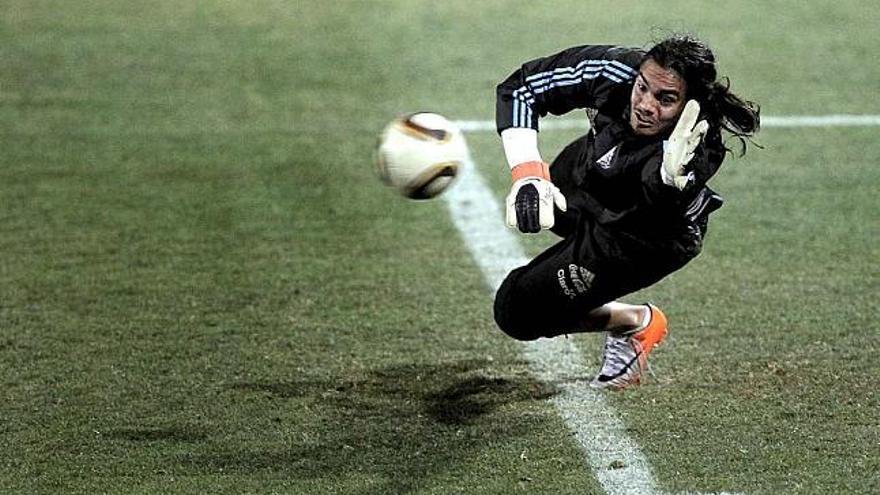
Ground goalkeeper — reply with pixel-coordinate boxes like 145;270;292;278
493;35;760;389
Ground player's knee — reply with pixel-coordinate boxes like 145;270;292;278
493;272;540;341
494;300;538;341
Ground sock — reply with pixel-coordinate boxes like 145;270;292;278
624;305;651;336
638;304;652;330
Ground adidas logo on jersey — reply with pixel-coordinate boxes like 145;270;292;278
596;145;618;169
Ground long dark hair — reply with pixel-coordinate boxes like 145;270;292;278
645;35;760;155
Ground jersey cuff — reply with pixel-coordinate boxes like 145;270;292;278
501;127;542;169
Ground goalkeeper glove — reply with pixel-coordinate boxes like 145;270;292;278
661;100;709;190
505;161;567;233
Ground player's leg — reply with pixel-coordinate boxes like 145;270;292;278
582;301;650;333
590;303;669;390
493;225;687;388
493;231;634;341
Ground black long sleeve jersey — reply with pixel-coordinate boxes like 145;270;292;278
496;44;726;242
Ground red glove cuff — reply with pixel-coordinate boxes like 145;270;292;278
511;161;550;182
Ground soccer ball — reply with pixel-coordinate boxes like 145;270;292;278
375;112;468;199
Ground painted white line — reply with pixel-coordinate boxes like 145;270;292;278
454;114;880;132
762;114;880;127
442;156;744;495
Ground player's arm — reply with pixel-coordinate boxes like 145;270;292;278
660;100;710;190
648;100;724;195
500;124;568;233
496;45;642;131
496;45;642;233
642;100;726;222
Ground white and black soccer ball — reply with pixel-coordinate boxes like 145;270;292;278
375;112;467;200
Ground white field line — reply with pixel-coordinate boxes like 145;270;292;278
454;113;880;132
442;156;743;495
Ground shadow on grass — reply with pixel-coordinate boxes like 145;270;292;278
103;426;209;443
183;359;559;493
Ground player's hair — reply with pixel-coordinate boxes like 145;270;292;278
645;35;761;155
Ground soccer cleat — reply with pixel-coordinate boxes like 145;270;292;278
590;304;668;390
589;332;644;390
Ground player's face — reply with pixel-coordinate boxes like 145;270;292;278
629;59;687;136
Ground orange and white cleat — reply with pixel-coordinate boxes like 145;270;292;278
589;304;668;390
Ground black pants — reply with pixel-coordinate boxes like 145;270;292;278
493;135;702;341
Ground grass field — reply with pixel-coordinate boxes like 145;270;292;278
1;1;878;494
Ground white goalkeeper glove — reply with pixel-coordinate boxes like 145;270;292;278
505;161;567;233
662;99;710;190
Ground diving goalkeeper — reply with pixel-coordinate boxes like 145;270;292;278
493;35;760;389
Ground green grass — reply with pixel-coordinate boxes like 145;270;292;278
1;1;878;494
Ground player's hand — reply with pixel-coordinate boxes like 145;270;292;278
505;161;567;233
661;99;709;190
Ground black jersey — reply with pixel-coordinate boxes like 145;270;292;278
496;44;726;242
